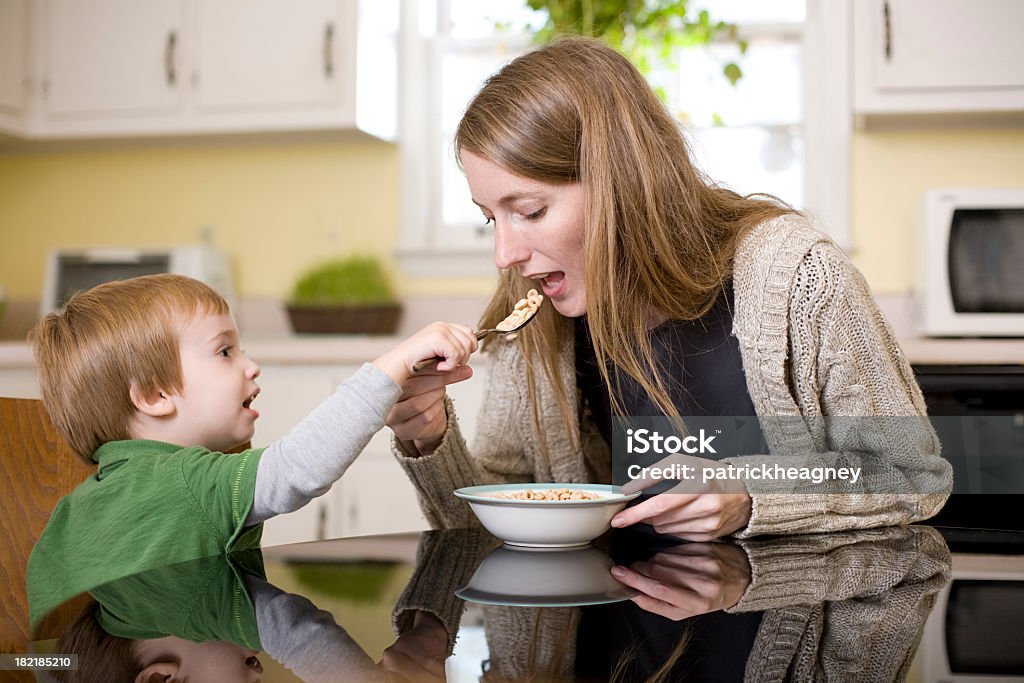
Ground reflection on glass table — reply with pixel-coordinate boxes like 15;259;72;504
30;524;955;682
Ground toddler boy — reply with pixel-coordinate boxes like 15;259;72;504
27;273;476;627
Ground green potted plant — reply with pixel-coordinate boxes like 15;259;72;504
286;255;402;335
522;0;745;89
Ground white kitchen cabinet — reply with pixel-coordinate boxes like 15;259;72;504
193;0;342;113
853;0;1024;115
323;356;490;540
326;437;427;539
0;0;30;132
42;0;184;119
250;363;342;548
21;0;397;141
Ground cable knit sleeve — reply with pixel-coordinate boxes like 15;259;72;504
729;526;951;683
392;340;539;528
729;230;953;537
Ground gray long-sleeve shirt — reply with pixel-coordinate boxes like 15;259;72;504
245;362;401;526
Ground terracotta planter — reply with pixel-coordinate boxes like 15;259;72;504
286;303;403;335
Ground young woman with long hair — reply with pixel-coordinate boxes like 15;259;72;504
386;36;951;542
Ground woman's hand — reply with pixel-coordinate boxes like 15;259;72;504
611;542;752;620
379;611;448;682
611;453;753;541
385;365;471;456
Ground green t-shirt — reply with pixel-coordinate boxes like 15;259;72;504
27;439;263;629
93;550;265;651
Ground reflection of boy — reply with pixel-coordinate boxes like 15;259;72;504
27;274;476;627
53;548;450;682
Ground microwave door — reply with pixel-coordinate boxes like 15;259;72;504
949;208;1024;314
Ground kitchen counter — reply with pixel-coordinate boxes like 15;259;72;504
26;524;1024;681
0;335;408;370
3;333;1023;371
2;291;1022;369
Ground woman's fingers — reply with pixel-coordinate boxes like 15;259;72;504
612;490;751;540
611;492;699;528
611;564;706;621
612;541;752;620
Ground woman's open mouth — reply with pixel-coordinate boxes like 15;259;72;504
537;271;566;299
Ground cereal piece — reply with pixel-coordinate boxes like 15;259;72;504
492;487;601;501
496;289;544;331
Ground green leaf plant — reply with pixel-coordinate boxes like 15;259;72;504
524;0;745;93
289;255;396;308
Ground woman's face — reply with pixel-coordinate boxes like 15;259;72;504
462;150;588;317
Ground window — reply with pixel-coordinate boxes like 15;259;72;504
398;0;849;277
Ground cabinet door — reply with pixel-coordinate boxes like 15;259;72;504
43;0;183;116
0;0;29;117
327;436;429;538
251;364;339;548
869;0;1024;91
193;0;344;112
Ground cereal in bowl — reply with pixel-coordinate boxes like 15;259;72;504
492;487;601;501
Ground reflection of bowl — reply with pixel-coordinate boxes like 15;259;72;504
456;544;638;607
453;483;640;548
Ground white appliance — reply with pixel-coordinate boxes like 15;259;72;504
41;245;236;315
916;188;1024;337
920;551;1024;681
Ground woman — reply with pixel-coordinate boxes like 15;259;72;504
387;36;951;540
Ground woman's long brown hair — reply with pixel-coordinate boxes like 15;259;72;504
457;37;792;452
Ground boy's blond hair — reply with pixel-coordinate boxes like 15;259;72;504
30;274;229;461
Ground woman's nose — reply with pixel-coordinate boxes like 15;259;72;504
493;223;529;270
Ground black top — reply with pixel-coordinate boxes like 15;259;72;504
574;285;765;680
575;284;758;446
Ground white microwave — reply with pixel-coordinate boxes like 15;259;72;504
920;551;1024;682
916;189;1024;337
41;245;236;315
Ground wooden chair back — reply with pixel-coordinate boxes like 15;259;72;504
0;397;93;662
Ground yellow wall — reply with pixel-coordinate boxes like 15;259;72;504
851;126;1024;294
6;127;1022;303
0;140;402;300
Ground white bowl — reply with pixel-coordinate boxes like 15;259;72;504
456;544;638;607
453;483;641;548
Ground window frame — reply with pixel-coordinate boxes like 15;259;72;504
396;0;852;278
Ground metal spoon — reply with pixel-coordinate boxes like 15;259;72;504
411;305;542;373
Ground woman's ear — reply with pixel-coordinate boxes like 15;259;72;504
134;661;177;683
129;383;176;418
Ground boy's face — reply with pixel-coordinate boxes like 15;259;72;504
169;311;261;452
134;636;264;682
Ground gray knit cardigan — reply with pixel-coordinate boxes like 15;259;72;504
393;214;953;537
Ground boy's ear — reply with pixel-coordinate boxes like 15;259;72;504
129;383;176;418
134;662;177;683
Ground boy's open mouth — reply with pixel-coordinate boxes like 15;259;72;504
245;655;263;673
243;390;259;409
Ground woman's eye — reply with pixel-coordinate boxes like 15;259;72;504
525;208;546;220
482;216;494;226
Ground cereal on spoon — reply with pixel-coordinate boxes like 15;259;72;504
495;289;544;337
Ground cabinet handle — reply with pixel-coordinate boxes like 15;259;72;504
323;22;334;78
882;1;892;62
165;30;177;86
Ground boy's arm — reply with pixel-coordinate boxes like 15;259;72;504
245;362;401;525
243;573;388;681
